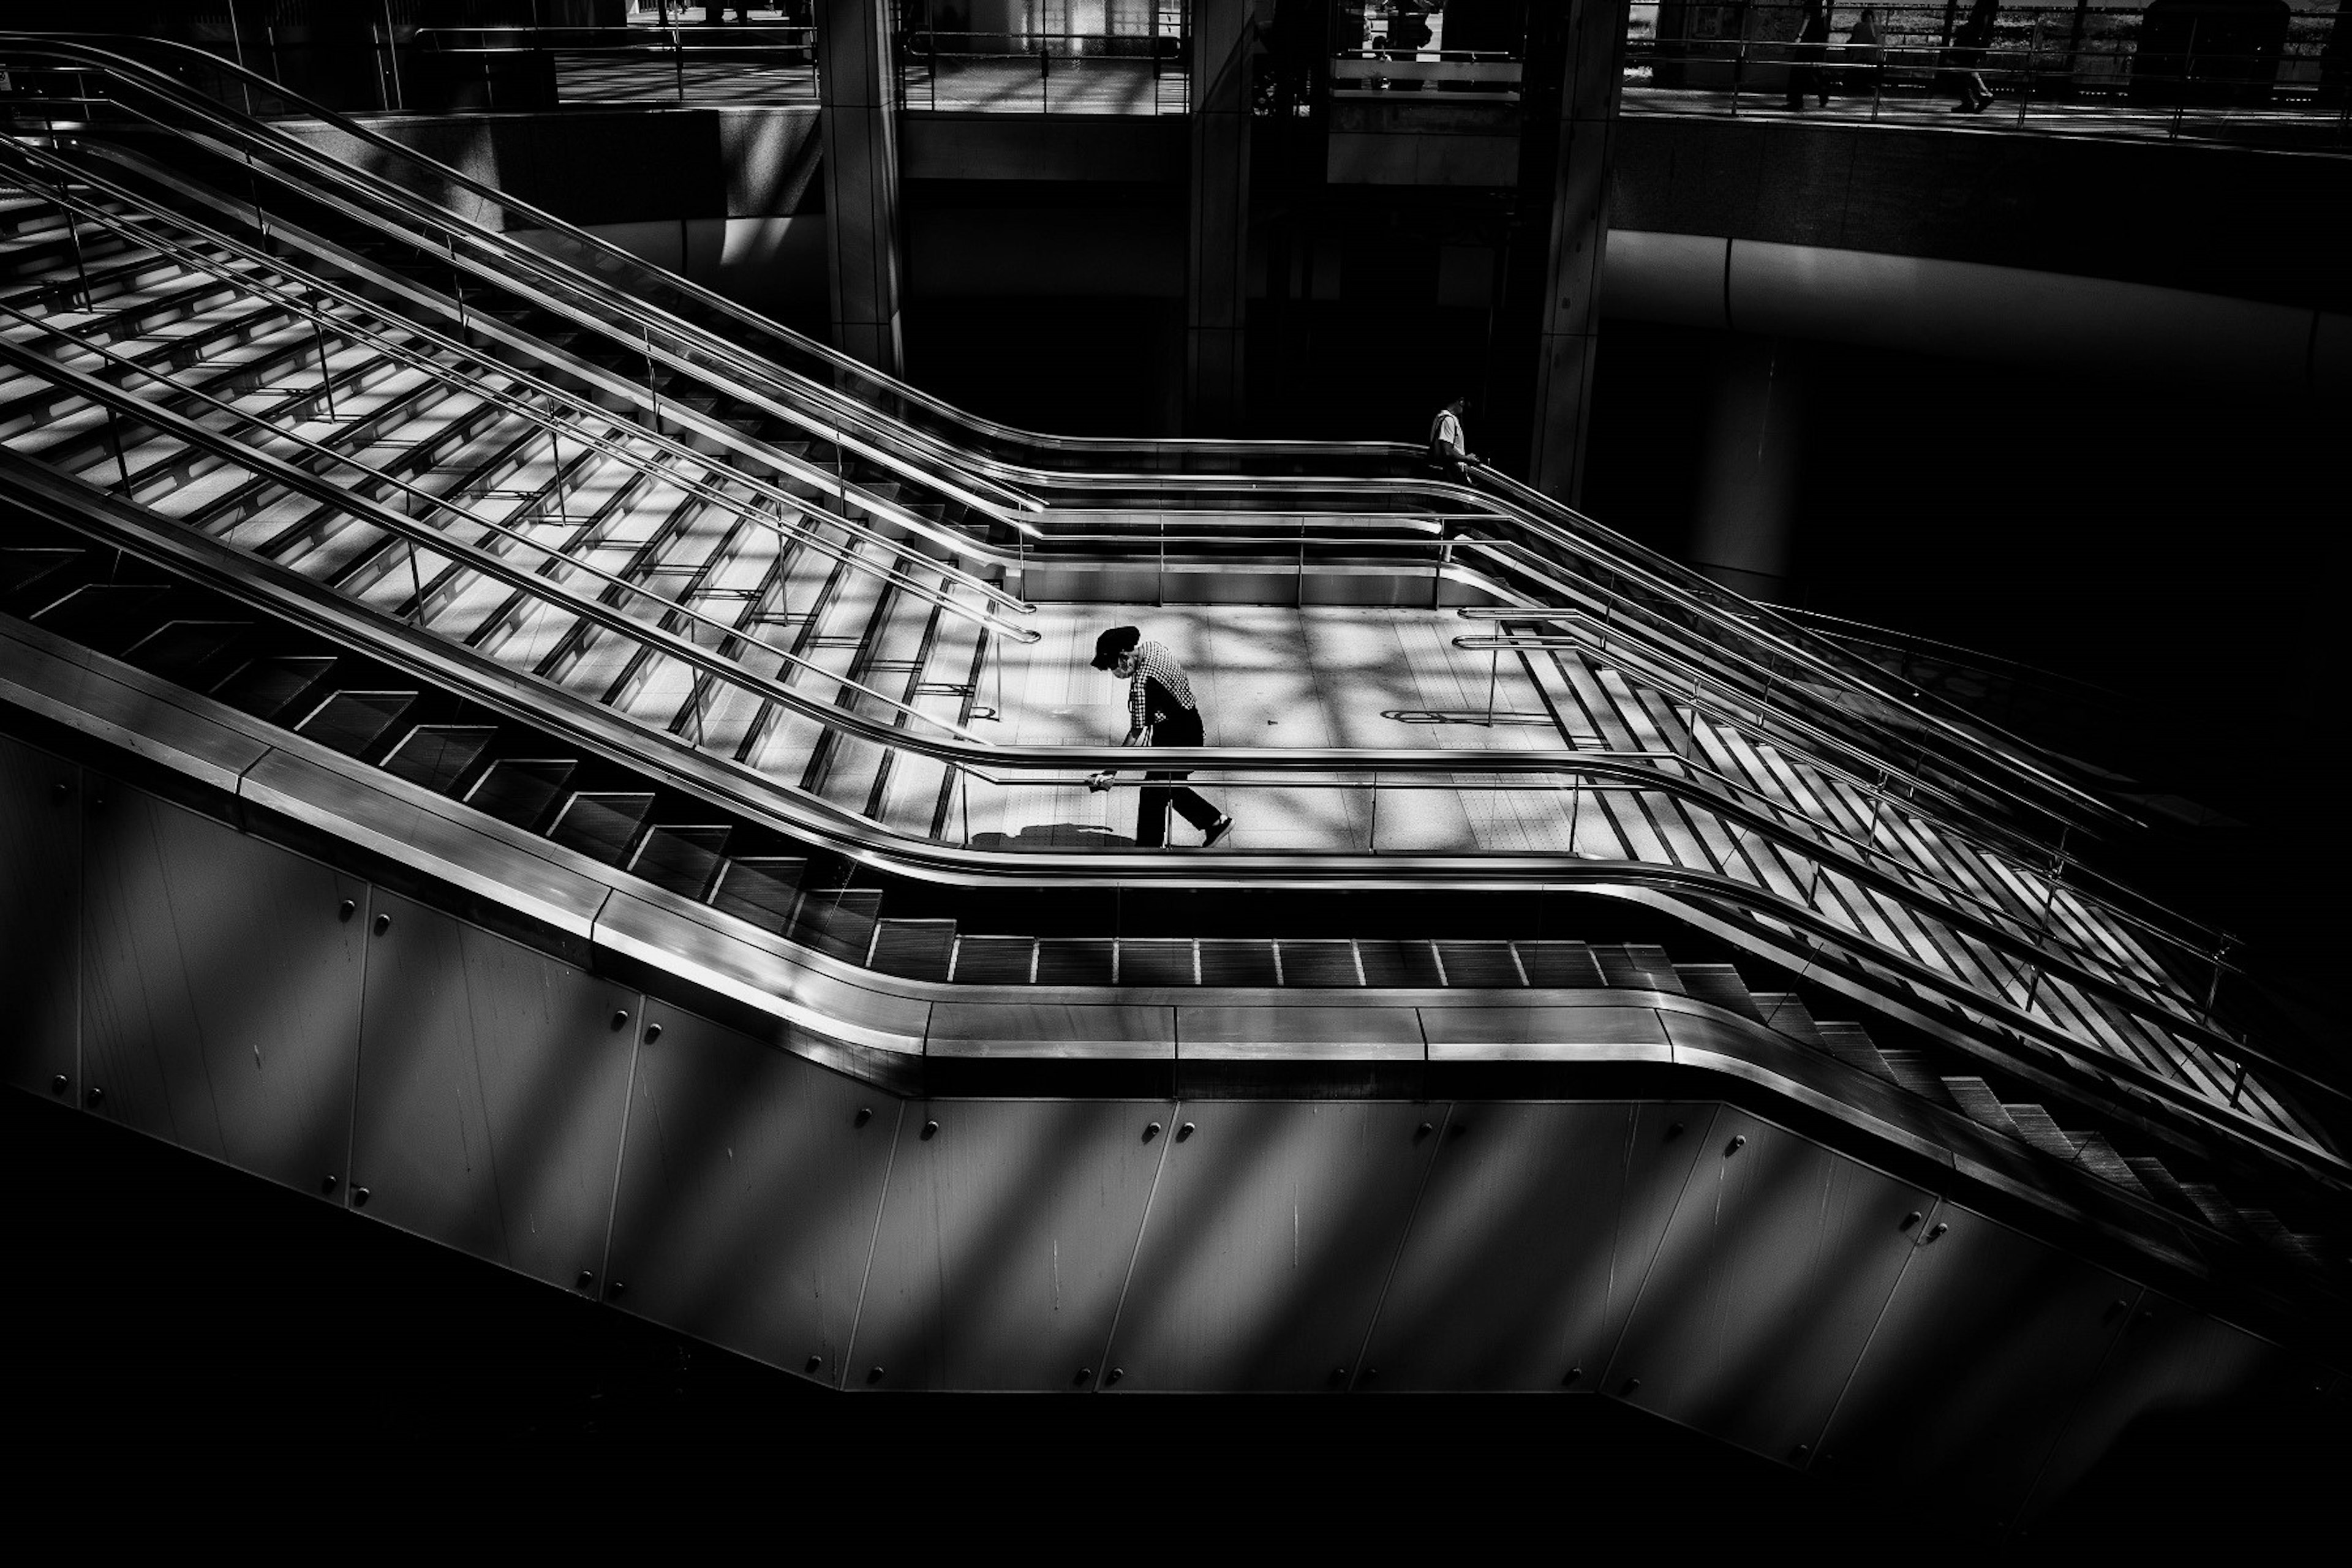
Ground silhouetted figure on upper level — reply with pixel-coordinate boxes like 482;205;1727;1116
1948;0;1999;112
1787;1;1834;110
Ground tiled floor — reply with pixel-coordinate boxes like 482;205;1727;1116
965;605;1577;854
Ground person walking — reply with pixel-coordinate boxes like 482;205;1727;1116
1428;394;1477;483
1948;0;1999;112
1846;7;1885;102
1087;627;1234;849
1787;1;1834;110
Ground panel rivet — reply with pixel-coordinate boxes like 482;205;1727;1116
1725;1134;1746;1156
1142;1121;1161;1142
337;899;356;922
805;1355;823;1374
1622;1378;1642;1395
49;1074;67;1096
1176;1122;1195;1141
1562;1366;1583;1387
1362;1367;1380;1382
85;1086;104;1107
1792;1444;1811;1461
1899;1211;1922;1232
866;1366;884;1385
643;1022;663;1043
352;1186;371;1208
1329;1367;1348;1385
609;1281;625;1298
921;1119;938;1140
51;782;68;802
1665;1122;1684;1140
853;1107;873;1128
1414;1122;1434;1142
372;913;392;935
320;1174;339;1194
1074;1367;1093;1386
576;1270;595;1291
610;1009;630;1031
1924;1221;1948;1242
1105;1368;1124;1385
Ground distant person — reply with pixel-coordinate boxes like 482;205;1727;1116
1787;1;1834;111
1428;394;1477;483
1087;627;1235;850
1948;0;1998;113
1846;7;1885;99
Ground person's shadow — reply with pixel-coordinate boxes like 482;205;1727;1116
968;822;1137;851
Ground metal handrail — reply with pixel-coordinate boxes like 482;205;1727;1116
0;138;1036;644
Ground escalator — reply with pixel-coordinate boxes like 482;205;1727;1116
1;34;2343;1520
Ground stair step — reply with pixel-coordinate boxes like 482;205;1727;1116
1879;1050;1958;1106
1815;1021;1896;1082
2003;1103;2081;1161
790;888;883;962
30;582;169;646
706;856;806;933
1518;940;1603;987
1036;937;1115;987
1750;992;1824;1046
1199;940;1280;987
2065;1131;2151;1197
1276;940;1362;987
870;918;956;981
628;823;730;900
293;688;417;758
121;619;254;684
212;655;337;722
1357;939;1444;989
1595;942;1684;993
462;757;578;831
1678;963;1762;1020
1941;1077;2023;1138
1120;938;1196;987
1438;940;1523;987
949;935;1035;984
382;725;496;794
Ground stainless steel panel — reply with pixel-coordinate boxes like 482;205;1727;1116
1177;1005;1422;1059
0;621;272;794
0;733;78;1098
1359;1102;1721;1391
925;1002;1175;1060
1813;1199;2140;1528
2020;1294;2279;1518
602;1000;898;1386
80;784;366;1194
848;1099;1171;1390
1602;1108;1934;1461
1420;1005;1673;1062
349;892;638;1288
1100;1099;1446;1390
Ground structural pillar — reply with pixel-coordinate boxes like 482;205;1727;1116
1488;0;1627;503
816;0;905;375
1186;0;1255;434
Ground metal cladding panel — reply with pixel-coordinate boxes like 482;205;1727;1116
1358;1102;1721;1392
0;734;79;1098
1814;1200;2141;1528
1101;1100;1447;1391
1602;1108;1934;1461
602;1000;898;1387
78;783;368;1194
2020;1294;2280;1519
349;892;638;1290
849;1099;1172;1391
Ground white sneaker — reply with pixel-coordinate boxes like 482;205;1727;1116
1202;815;1235;848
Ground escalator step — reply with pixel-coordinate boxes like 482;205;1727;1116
2068;1131;2150;1197
1750;992;1825;1045
211;655;337;722
1276;940;1362;987
1119;939;1196;987
1517;941;1604;987
1678;963;1763;1020
949;935;1035;984
293;690;417;758
1199;940;1280;987
382;725;496;794
707;856;806;934
870;919;956;981
548;792;656;864
0;547;85;602
792;894;881;963
1816;1022;1896;1081
1941;1077;2023;1137
1357;940;1444;989
30;582;169;647
2002;1102;2080;1159
1879;1051;1959;1106
1595;943;1685;993
2124;1155;2196;1213
2176;1182;2248;1236
1438;941;1523;987
628;823;730;900
121;619;254;685
1036;938;1114;987
463;758;578;831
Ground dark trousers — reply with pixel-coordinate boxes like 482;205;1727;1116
1133;707;1221;847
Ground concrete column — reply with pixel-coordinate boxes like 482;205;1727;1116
816;0;905;374
1688;336;1804;601
1488;0;1627;503
1186;0;1255;434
